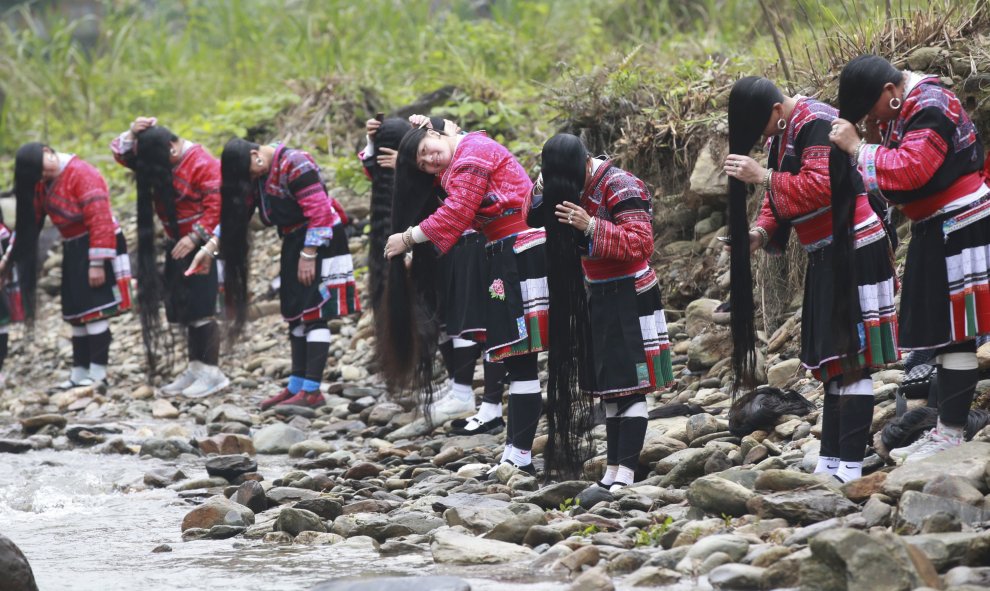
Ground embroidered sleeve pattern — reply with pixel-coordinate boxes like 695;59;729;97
867;97;958;193
284;151;336;247
72;165;117;259
766;121;834;220
420;160;491;253
588;172;654;262
190;152;222;241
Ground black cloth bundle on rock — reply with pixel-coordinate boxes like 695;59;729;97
728;387;816;437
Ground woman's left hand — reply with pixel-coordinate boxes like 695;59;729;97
555;201;591;232
830;119;861;154
377;147;397;169
723;155;766;184
171;235;197;260
298;252;316;286
384;232;409;260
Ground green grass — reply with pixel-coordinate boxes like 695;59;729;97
0;0;984;200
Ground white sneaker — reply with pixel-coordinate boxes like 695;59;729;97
903;429;963;463
889;428;936;463
181;365;230;399
427;391;475;423
162;362;201;396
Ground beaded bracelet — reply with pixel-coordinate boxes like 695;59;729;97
402;227;415;249
752;226;770;248
299;249;318;260
851;139;865;165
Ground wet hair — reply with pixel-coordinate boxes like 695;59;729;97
538;133;597;479
133;125;181;377
880;406;990;451
219;137;260;340
726;76;784;389
376;125;443;401
11;142;46;324
367;117;413;315
830;56;904;368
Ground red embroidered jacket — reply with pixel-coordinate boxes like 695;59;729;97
111;135;221;242
858;76;984;216
579;162;656;287
255;145;342;246
34;156;119;260
419;132;534;253
755;98;876;252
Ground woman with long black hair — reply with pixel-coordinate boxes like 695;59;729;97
382;126;547;474
532;133;673;489
830;55;989;464
724;76;899;482
190;138;358;409
6;143;132;389
111;116;227;397
361;115;507;431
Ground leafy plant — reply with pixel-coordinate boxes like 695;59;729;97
634;515;674;547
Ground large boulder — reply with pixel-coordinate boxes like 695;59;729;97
687;474;758;517
686;139;728;208
430;528;536;564
180;495;255;532
882;441;990;497
800;528;939;591
747;489;858;525
253;422;307;454
274;507;327;536
0;534;39;591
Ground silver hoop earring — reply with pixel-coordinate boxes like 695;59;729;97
889;97;902;110
256;158;264;166
169;149;177;157
776;118;787;131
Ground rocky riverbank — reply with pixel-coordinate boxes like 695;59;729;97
2;188;990;591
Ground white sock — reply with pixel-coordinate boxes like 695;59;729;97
89;364;107;382
70;366;89;383
614;465;635;486
835;461;862;483
600;465;619;486
450;382;473;402
937;419;964;440
500;444;514;463
509;446;532;467
477;401;502;422
814;456;839;475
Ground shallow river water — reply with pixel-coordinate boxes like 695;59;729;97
1;448;710;591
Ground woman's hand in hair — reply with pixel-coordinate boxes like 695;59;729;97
554;201;591;232
442;119;461;136
128;117;157;138
171;235;197;260
377;147;397;169
89;265;106;288
723;155;766;185
384;232;409;260
298;250;316;286
829;119;860;155
408;114;431;129
366;118;381;137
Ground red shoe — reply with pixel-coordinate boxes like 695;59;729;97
276;390;326;408
260;388;293;410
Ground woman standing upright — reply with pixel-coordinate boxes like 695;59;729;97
830;55;989;463
111;117;228;397
724;77;899;482
190;138;358;409
534;133;673;489
8;143;132;389
382;126;547;474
